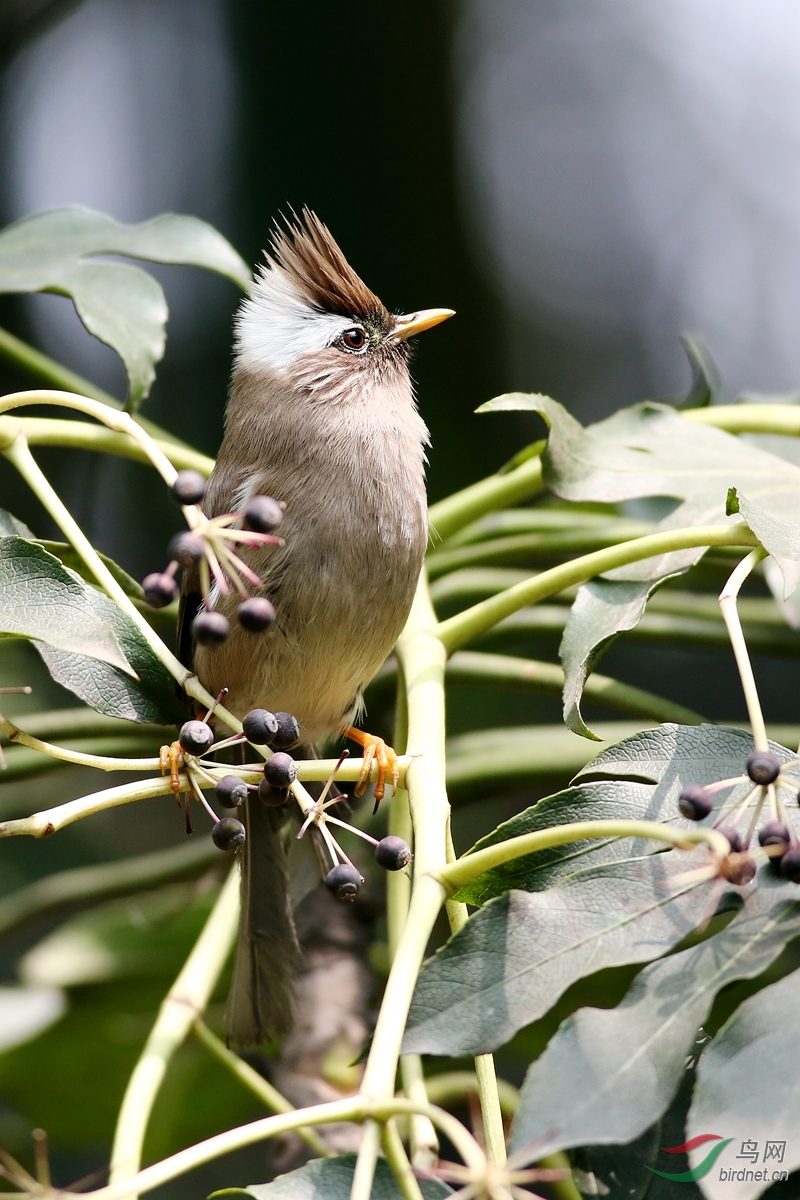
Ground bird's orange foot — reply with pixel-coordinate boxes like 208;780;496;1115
159;741;184;797
343;726;399;806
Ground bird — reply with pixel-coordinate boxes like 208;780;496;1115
182;210;453;1046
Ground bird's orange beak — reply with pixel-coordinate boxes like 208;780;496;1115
391;308;455;342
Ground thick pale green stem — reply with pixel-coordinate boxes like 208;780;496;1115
109;866;240;1194
719;548;770;751
380;1121;425;1200
192;1019;331;1158
352;578;451;1200
438;820;730;895
0;773;180;838
438;523;760;652
5;414;214;474
685;404;800;436
428;454;544;542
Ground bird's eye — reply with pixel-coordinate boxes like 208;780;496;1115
340;327;367;352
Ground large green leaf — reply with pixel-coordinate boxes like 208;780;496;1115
35;581;185;724
403;856;717;1057
221;1156;453;1198
478;393;800;727
0;206;251;407
688;968;800;1200
508;891;800;1163
0;536;132;672
456;724;797;907
560;573;685;739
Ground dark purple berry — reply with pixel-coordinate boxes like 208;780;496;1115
242;708;279;745
269;712;300;750
726;856;757;886
374;836;412;871
258;777;288;807
168;531;205;566
142;572;176;609
719;826;743;853
746;750;781;786
179;720;215;756
758;820;791;851
171;470;207;506
244;494;284;534
213;817;246;851
325;862;363;900
263;752;297;789
780;847;800;883
192;611;230;646
238;597;276;633
215;774;248;808
678;784;713;821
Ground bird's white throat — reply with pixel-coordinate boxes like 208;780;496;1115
235;265;355;374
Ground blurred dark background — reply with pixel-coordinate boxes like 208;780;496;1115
2;0;800;1194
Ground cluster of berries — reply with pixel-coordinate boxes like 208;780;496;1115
678;749;800;885
142;469;283;647
175;705;411;901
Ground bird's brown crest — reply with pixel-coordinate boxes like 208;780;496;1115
268;209;389;323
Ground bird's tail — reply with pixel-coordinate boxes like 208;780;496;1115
226;791;300;1047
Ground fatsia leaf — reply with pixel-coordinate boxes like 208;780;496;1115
34;541;143;598
478;393;800;723
35;583;185;724
219;1155;453;1198
0;206;250;408
508;890;800;1163
687;968;800;1200
454;781;672;906
560;573;685;739
457;724;798;907
0;537;132;672
402;855;718;1057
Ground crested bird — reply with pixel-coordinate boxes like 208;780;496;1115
182;211;453;1046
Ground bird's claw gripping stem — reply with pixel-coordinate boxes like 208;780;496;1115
343;726;399;807
160;741;184;797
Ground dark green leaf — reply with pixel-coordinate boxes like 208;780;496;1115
0;206;250;407
227;1155;453;1198
34;541;144;598
403;856;717;1057
0;537;132;672
674;333;721;410
35;582;185;724
574;723;796;793
455;781;666;906
560;573;684;739
687;966;800;1199
478;393;800;719
509;891;800;1162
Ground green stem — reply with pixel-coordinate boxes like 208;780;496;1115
426;522;652;578
1;427;237;731
0;773;180;838
0;839;220;940
0;710;162;772
108;866;240;1192
719;548;770;751
438;524;760;652
428;454;544;542
0;324;199;451
78;1097;484;1200
5;414;214;474
192;1019;332;1159
443;832;506;1165
437;819;730;896
444;650;706;726
685;403;800;436
380;1121;425;1200
352;579;451;1200
422;1072;519;1116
